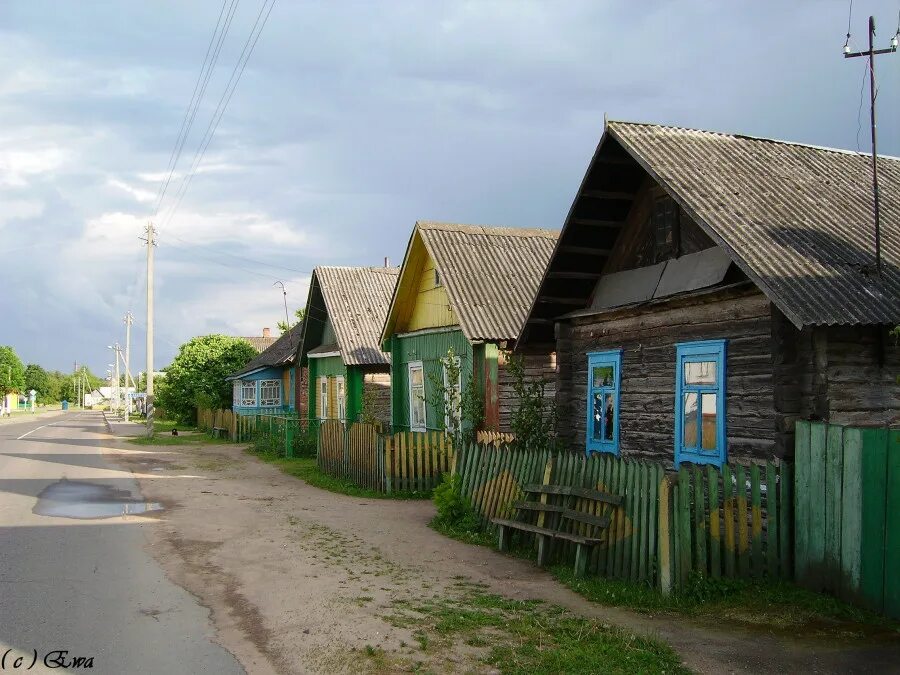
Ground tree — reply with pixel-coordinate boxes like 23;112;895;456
505;353;559;453
155;335;257;424
24;364;54;404
0;346;25;398
277;307;306;334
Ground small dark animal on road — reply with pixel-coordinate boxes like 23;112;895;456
172;429;179;436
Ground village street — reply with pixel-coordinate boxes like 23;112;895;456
1;410;898;674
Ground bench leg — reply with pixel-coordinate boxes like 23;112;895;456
498;525;509;552
574;543;589;578
536;534;550;567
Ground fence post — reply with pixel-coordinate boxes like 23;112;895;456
285;419;295;458
658;475;673;595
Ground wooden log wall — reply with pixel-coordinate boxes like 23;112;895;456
556;288;776;465
497;348;556;434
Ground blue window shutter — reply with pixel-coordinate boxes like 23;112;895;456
674;340;727;468
586;350;623;456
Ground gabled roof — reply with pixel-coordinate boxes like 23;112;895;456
300;266;400;366
382;221;559;344
522;120;900;342
228;321;304;379
240;335;277;353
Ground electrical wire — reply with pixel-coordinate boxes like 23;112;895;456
855;56;868;151
153;0;234;215
163;232;310;275
159;0;276;233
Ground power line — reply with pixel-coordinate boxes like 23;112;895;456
159;0;276;233
164;232;310;274
154;0;239;215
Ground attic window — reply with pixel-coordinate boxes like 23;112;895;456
652;195;680;262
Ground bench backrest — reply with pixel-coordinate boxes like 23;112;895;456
513;484;623;536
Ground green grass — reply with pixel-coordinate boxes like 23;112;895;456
387;590;688;674
127;430;220;446
429;514;497;548
249;453;432;500
152;418;182;434
553;568;900;639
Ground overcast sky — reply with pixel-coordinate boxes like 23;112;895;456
1;0;899;376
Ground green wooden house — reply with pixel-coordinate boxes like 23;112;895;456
298;266;399;425
380;221;558;433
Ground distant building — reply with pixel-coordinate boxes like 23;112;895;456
240;327;278;353
227;322;305;415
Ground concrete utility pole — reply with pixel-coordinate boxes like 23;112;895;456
142;222;157;436
843;15;899;276
124;311;134;421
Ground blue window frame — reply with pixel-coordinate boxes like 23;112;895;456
586;350;622;455
674;340;727;467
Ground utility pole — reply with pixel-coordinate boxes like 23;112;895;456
124;311;134;421
844;15;898;277
141;222;157;436
114;344;122;417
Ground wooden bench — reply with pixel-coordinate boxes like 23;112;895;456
211;426;228;439
492;484;623;577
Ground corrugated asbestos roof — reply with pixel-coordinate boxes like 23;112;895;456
316;266;400;366
417;221;559;341
229;321;304;379
240;336;277;353
606;121;900;326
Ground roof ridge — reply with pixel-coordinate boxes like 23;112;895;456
606;119;900;162
416;220;559;238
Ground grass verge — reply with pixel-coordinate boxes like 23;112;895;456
553;568;900;640
248;453;432;500
127;430;220;446
384;588;689;674
430;512;899;641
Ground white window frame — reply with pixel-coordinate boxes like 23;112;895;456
259;379;281;407
336;376;346;420
408;361;426;432
232;381;241;407
442;356;462;434
240;381;257;407
319;377;329;420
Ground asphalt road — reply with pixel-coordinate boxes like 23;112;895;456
0;411;245;674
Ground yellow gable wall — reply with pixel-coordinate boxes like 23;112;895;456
406;253;457;331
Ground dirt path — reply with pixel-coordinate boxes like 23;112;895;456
106;439;900;674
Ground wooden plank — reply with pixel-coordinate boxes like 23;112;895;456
808;422;828;587
825;424;844;589
723;464;735;577
884;429;900;620
693;467;707;576
672;483;681;588
794;420;811;581
677;468;691;583
649;463;662;584
622;462;634;581
708;465;721;579
840;428;863;603
766;461;779;579
606;459;620;577
521;484;622;505
736;464;749;578
860;427;888;613
657;474;672;594
779;462;792;579
637;463;650;583
750;463;763;578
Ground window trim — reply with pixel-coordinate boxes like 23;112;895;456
442;356;462;434
674;339;727;468
259;379;281;408
335;376;346;421
585;350;622;456
319;377;329;420
407;361;426;432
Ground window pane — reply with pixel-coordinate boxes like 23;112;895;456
592;393;603;440
410;366;423;386
682;392;698;448
701;393;717;450
603;393;615;441
684;360;716;385
592;365;614;388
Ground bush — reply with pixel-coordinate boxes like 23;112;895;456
433;474;482;533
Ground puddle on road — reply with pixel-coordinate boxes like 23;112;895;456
33;478;164;519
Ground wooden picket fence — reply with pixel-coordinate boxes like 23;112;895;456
452;444;794;591
659;461;792;593
794;421;900;618
475;430;516;447
197;408;236;438
384;431;455;493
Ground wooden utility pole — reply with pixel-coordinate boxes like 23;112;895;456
142;222;157;436
124;311;134;421
844;15;898;276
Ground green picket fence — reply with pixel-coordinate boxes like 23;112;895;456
794;421;900;618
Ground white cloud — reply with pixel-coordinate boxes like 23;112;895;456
107;177;156;203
